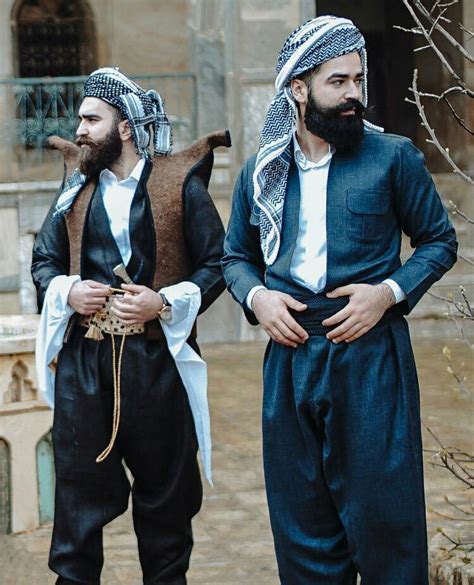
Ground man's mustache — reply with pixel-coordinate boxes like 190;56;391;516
75;137;99;148
335;99;366;116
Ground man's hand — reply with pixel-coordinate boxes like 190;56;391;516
252;289;308;348
323;283;395;344
111;284;162;324
67;280;111;315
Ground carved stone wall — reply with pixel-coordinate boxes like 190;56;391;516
4;359;37;404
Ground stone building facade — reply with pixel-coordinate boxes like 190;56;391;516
0;0;472;332
0;0;472;536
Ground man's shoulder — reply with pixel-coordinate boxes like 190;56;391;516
362;129;416;154
242;153;258;174
235;153;258;190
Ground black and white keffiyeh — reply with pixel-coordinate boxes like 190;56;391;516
83;67;172;158
53;67;171;219
254;16;382;265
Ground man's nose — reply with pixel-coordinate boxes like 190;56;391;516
345;81;362;101
76;121;87;136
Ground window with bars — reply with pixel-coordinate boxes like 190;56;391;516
11;0;97;148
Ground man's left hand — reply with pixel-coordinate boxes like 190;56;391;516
322;283;395;344
110;284;162;324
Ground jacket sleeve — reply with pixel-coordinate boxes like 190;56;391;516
221;156;266;325
183;174;226;314
31;185;70;311
389;139;458;312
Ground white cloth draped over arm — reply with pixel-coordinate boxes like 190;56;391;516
158;281;213;486
35;275;80;408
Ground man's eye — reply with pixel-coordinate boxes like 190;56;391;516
355;79;363;85
332;80;343;86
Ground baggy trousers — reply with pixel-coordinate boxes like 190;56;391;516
262;314;428;585
50;326;203;585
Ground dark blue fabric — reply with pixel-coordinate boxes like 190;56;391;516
221;130;454;583
222;131;458;321
288;293;401;336
263;317;428;585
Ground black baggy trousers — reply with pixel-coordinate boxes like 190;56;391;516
49;326;203;585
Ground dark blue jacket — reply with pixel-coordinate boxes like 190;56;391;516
222;131;457;323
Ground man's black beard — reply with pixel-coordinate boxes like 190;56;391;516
304;92;365;154
76;125;123;177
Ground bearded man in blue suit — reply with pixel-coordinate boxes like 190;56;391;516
222;15;457;585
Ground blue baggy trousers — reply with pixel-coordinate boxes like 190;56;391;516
262;307;428;585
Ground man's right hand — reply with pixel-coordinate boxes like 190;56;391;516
252;289;308;348
67;280;111;315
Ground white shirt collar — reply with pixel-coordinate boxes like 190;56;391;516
293;133;333;171
100;157;146;185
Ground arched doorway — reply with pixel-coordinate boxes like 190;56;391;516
36;430;55;525
0;438;11;534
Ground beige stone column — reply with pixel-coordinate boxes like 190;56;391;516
220;0;315;342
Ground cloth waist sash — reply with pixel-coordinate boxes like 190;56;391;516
290;294;401;336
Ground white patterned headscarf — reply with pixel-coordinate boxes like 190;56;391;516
53;67;171;219
254;16;382;265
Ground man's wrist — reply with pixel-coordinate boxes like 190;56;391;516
382;278;407;304
377;283;396;308
157;292;172;320
246;285;267;311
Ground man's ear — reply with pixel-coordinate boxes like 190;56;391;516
290;79;308;105
118;119;132;142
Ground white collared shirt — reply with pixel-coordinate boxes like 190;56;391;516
291;135;332;292
99;158;146;265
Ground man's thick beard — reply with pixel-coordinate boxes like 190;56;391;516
76;126;123;177
304;92;365;154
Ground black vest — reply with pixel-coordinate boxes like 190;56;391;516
82;167;155;287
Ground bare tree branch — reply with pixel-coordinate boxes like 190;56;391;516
431;508;474;522
402;0;474;96
409;69;474;184
444;496;474;516
416;89;474;133
427;289;473;318
460;286;473;317
425;424;474;488
413;0;474;62
457;252;474;266
438;528;474;550
393;25;423;35
449;201;474;224
414;44;432;52
459;23;474;38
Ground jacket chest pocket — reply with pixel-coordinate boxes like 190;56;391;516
346;190;390;243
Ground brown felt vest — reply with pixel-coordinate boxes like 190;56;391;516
49;130;231;292
48;130;231;340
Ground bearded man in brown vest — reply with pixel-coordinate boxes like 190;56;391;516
31;68;229;585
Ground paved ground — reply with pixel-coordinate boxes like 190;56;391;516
1;327;472;584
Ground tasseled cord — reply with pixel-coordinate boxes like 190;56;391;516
84;313;126;463
84;313;104;341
